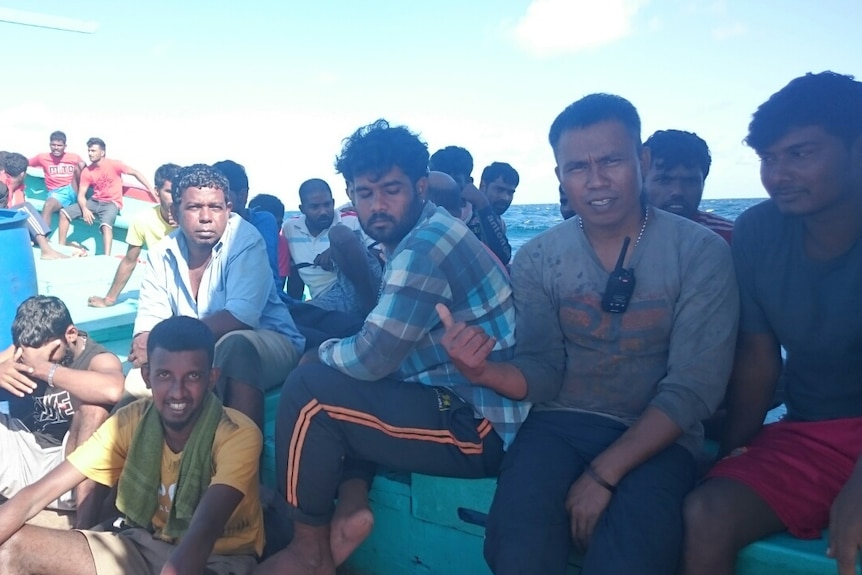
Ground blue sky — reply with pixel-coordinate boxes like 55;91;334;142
2;0;860;210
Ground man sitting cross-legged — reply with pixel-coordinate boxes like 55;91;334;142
0;295;124;528
255;120;531;575
0;316;264;575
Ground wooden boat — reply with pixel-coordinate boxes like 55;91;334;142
14;178;856;575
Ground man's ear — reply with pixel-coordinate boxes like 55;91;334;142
141;364;152;390
639;145;652;180
64;325;78;346
415;176;428;201
208;367;220;391
170;201;180;220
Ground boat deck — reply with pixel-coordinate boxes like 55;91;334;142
18;223;857;575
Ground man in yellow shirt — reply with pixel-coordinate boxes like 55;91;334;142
88;163;180;308
0;316;264;575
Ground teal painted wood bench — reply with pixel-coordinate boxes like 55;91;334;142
261;390;858;575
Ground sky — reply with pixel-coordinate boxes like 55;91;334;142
2;0;861;210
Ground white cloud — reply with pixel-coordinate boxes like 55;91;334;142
712;22;746;40
512;0;648;57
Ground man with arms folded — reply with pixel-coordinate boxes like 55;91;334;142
130;164;304;431
255;120;530;575
58;137;155;256
682;72;862;575
453;94;738;575
0;296;124;528
644;129;734;243
0;316;264;575
29;130;87;225
88;163;180;308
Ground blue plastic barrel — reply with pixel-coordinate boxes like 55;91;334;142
0;209;38;349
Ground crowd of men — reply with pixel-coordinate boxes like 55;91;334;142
0;69;860;575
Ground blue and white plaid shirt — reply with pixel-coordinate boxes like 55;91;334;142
320;202;531;449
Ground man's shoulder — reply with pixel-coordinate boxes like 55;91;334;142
696;210;734;228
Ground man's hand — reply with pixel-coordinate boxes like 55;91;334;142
313;247;335;271
827;468;862;575
87;295;117;308
81;205;95;225
460;182;489;210
0;349;39;397
436;303;495;382
128;332;149;367
565;470;614;553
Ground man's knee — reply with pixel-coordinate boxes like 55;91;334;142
683;481;736;546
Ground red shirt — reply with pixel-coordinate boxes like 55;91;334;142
695;211;734;244
79;158;130;208
1;172;25;207
28;152;83;190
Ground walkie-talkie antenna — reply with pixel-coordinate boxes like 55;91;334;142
613;237;631;272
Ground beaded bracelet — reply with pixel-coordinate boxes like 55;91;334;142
585;466;617;494
47;363;59;387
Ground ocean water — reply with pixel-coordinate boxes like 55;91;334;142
283;198;766;252
503;198;766;252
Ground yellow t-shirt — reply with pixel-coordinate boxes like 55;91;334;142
66;399;264;557
126;206;173;249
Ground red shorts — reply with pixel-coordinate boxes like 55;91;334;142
707;417;862;539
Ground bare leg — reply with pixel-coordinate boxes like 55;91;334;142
41;197;61;226
254;522;335;575
57;212;72;246
681;477;785;575
223;379;264;431
330;478;374;566
66;404;112;529
34;235;69;260
100;225;113;256
0;525;97;575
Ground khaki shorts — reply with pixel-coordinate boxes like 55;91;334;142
81;527;257;575
214;329;300;395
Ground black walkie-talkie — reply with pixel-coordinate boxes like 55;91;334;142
601;237;636;313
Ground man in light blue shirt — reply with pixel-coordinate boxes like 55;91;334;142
130;164;304;430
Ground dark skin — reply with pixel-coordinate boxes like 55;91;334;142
682;126;862;575
0;349;244;575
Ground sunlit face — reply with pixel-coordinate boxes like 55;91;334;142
49;139;66;158
645;162;705;220
299;189;335;235
758;125;861;217
158;180;175;226
87;145;105;163
555;120;649;231
353;166;427;250
143;348;215;433
173;186;232;251
482;177;517;216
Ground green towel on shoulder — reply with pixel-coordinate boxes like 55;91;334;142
116;392;224;540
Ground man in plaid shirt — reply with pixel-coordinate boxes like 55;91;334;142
257;120;531;575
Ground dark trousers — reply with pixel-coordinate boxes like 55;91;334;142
484;410;695;575
276;363;504;525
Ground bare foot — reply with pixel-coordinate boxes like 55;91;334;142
40;248;70;260
330;479;374;566
88;296;116;308
255;523;335;575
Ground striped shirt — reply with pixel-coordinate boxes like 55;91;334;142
695;210;733;244
319;202;531;448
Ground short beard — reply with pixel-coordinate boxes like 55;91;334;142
361;195;424;247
